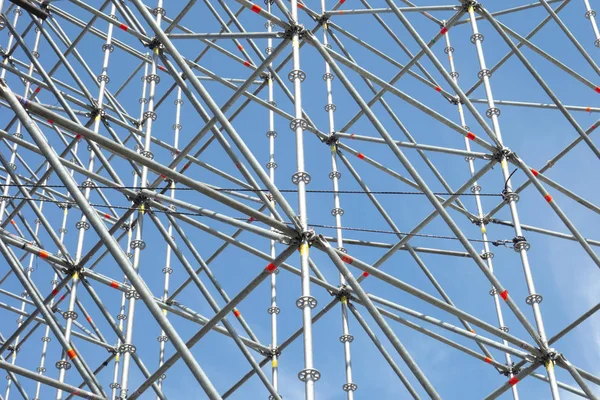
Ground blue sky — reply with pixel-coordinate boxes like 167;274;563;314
0;0;599;399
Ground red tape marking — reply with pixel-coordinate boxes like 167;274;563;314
110;281;119;289
251;4;261;13
119;24;128;31
248;216;255;222
500;290;508;301
266;263;277;273
595;86;600;94
39;250;49;259
434;86;441;92
67;349;77;360
362;271;369;277
243;61;251;67
339;0;346;3
509;376;519;386
86;316;92;323
104;213;111;219
531;168;539;177
467;132;476;141
34;87;41;94
440;27;448;35
233;310;241;318
484;357;492;364
341;255;353;264
51;288;59;296
544;194;553;203
47;119;54;125
238;45;243;51
357;153;365;159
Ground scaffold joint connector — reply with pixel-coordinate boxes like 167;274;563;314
284;23;306;40
324;132;339;146
316;14;330;26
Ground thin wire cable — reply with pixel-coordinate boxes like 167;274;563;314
0;194;514;247
0;183;503;197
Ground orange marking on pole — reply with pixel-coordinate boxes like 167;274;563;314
233;309;241;318
243;61;250;67
10;220;15;225
110;281;119;289
467;132;476;140
440;27;448;35
158;65;167;72
39;250;49;259
509;376;519;386
544;194;553;203
251;4;261;13
86;316;92;323
341;255;353;264
238;45;243;51
531;168;539;177
500;290;508;301
119;24;128;31
484;357;492;364
586;107;592;112
66;349;77;360
357;153;365;159
104;213;111;219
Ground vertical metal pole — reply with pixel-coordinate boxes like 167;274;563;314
55;5;117;398
156;83;182;399
464;4;560;398
265;0;281;395
287;3;318;398
119;3;164;398
442;23;519;399
321;8;355;397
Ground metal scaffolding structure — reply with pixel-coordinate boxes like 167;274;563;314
0;0;597;398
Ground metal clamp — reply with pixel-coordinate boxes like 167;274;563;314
152;7;166;16
480;251;494;260
331;208;344;216
444;46;454;54
102;44;114;53
298;368;321;382
146;74;160;84
81;180;95;188
62;311;78;320
329;171;341;180
322;72;335;81
289;118;308;131
499;326;510;333
489;288;498;296
502;190;520;204
140;150;154;159
143;110;157;121
55;360;71;370
162;267;173;274
117;313;127;320
157;335;169;342
268;306;280;315
478;69;492;79
324;103;337;112
266;130;278;138
449;71;459;79
470;33;484;44
264;21;274;29
131;240;146;250
525;293;543;305
172;123;182;130
118;344;136;354
339;334;354;343
36;366;46;373
585;9;596;18
343;383;358;392
125;289;140;300
76;221;90;231
266;161;278;170
296;295;317;309
265;46;274;54
291;171;311;185
42;336;51;342
110;383;121;390
486;107;501;119
288;69;306;82
471;185;481;193
95;73;110;84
